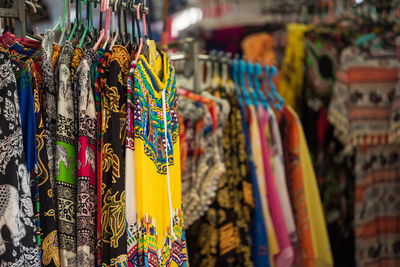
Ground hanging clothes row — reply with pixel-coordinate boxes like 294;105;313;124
170;47;333;267
0;0;189;266
240;13;400;266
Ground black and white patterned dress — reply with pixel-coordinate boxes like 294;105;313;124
0;51;40;266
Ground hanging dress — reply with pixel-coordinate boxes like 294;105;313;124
100;45;129;266
75;49;98;266
30;47;60;266
41;29;58;189
134;53;188;266
126;61;138;266
93;48;112;265
0;50;40;266
55;42;77;266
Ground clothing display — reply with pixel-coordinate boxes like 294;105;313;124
0;15;189;266
175;57;333;267
328;46;400;267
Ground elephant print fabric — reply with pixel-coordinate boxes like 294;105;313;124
76;49;98;266
0;51;40;265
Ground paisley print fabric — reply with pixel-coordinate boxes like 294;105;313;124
0;50;40;267
92;48;111;265
55;42;77;266
134;53;188;267
76;49;98;266
328;47;400;267
178;97;225;227
31;59;60;267
187;87;254;267
100;45;129;266
126;63;138;266
41;29;57;189
0;39;37;174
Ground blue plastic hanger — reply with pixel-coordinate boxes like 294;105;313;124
254;63;270;110
260;65;275;107
247;62;260;108
265;65;284;110
239;59;253;107
232;59;245;107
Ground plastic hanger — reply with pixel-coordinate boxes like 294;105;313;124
53;17;62;31
76;0;82;32
67;18;78;42
221;52;230;86
265;65;284;110
141;2;151;57
232;58;245;107
78;21;89;49
58;0;68;44
110;0;120;48
102;0;112;49
260;63;275;105
121;3;129;45
239;59;252;107
93;0;108;50
254;63;270;110
25;1;37;14
133;3;144;65
246;61;259;107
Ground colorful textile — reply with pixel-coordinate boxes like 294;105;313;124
0;50;40;266
32;58;60;267
126;61;138;266
280;106;333;267
237;93;269;267
76;49;98;266
134;52;188;266
41;29;57;189
0;33;37;174
178;96;225;226
248;105;279;265
279;24;310;112
241;33;278;66
329;47;400;267
354;145;400;267
257;106;294;267
187;86;254;267
55;42;77;266
93;48;111;265
100;45;129;266
267;108;298;248
328;47;400;153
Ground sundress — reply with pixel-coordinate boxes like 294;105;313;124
134;53;188;266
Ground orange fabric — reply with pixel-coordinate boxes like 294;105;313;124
282;106;315;267
52;44;61;70
241;33;277;66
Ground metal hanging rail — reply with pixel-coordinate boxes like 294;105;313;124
87;0;149;14
0;0;26;37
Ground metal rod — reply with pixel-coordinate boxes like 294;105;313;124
15;0;26;37
0;8;18;18
86;0;149;14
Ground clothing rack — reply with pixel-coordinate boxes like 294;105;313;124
167;38;202;91
87;0;149;14
0;0;26;37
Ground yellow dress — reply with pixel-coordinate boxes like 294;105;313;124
134;52;188;267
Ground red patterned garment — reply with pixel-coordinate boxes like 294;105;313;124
329;47;400;267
